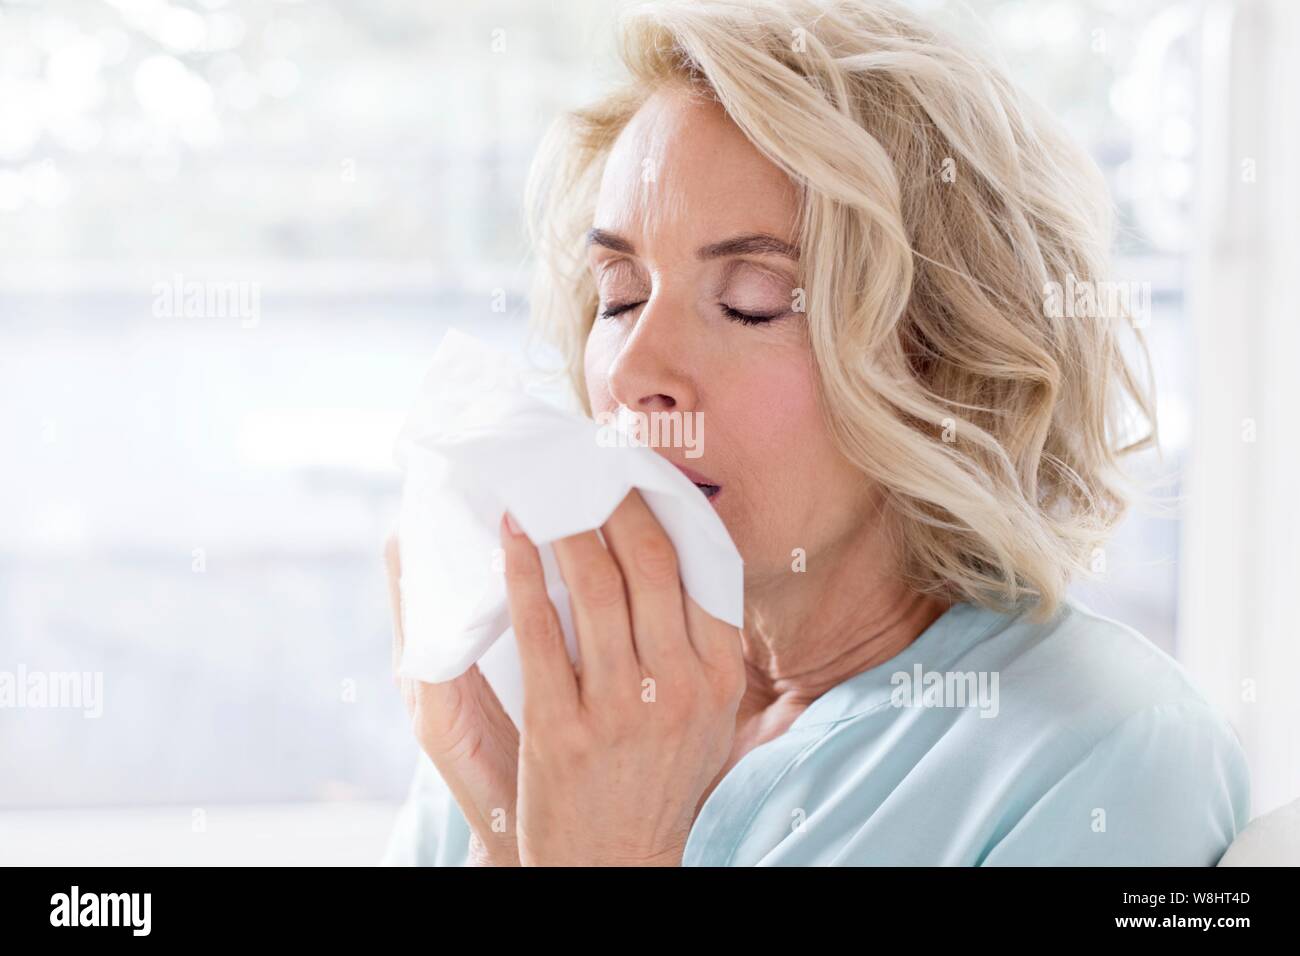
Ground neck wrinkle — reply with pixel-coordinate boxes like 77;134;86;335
738;532;952;714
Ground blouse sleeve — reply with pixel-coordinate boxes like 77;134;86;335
981;700;1252;866
379;751;473;867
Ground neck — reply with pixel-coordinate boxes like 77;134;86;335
738;529;952;717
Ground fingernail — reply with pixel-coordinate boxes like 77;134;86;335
503;510;523;537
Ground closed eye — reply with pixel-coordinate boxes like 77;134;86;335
597;300;643;320
722;305;785;326
597;300;786;325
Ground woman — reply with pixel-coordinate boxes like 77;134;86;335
382;0;1250;866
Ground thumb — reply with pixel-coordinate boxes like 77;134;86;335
411;663;519;760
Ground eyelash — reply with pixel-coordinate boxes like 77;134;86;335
721;305;784;326
597;301;783;326
597;301;641;320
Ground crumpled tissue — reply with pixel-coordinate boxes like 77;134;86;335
393;329;744;728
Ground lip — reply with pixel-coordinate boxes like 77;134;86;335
671;462;722;502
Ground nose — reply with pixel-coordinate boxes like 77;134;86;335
604;294;699;414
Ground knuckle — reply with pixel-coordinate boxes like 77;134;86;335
654;691;694;724
573;560;626;609
596;706;639;743
516;604;560;643
641;670;697;719
631;532;678;585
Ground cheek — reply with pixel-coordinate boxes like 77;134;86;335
722;349;825;466
583;325;620;412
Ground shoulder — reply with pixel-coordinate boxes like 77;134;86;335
963;596;1235;743
964;598;1252;864
978;695;1251;864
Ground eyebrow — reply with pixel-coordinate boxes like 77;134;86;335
586;228;800;261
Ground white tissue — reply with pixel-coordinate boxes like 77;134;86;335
394;329;744;728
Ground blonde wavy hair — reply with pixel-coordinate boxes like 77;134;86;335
523;0;1159;622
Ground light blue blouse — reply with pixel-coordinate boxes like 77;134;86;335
381;597;1251;866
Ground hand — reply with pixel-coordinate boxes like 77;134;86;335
384;535;522;866
500;489;746;866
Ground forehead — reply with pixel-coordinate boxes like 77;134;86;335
593;87;800;251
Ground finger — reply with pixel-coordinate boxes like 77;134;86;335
683;591;745;677
599;489;692;684
550;526;640;704
411;668;520;862
410;665;518;760
500;511;579;722
384;532;404;682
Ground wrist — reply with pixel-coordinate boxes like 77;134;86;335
467;832;520;867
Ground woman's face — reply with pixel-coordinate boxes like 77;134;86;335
584;87;878;585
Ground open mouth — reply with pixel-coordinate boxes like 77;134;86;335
672;463;722;502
